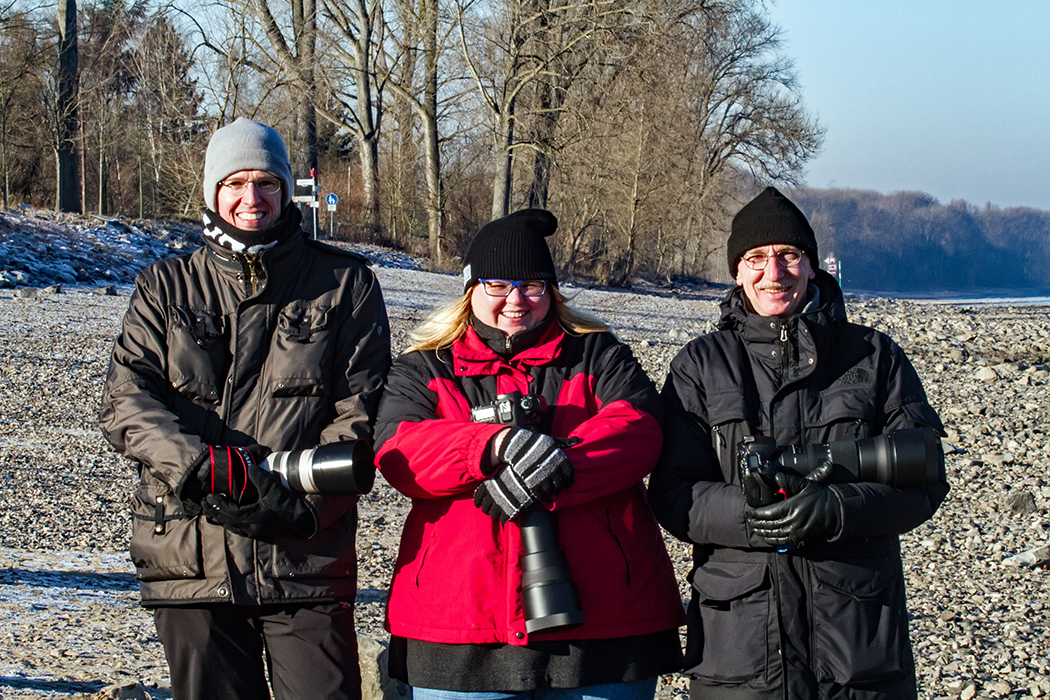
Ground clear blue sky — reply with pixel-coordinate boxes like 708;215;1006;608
767;1;1050;211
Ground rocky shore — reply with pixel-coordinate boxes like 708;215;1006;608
0;260;1048;699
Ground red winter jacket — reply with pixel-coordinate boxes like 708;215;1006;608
374;322;685;646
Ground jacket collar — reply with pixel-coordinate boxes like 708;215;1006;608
451;321;564;376
717;268;846;337
203;226;308;291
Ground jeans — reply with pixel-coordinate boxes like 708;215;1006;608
409;677;658;700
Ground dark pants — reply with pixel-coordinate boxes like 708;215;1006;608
154;602;361;700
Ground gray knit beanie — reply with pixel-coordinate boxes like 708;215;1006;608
203;118;293;211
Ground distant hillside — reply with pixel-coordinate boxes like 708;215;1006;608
787;188;1050;294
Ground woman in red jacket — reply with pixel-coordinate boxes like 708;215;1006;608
374;209;684;699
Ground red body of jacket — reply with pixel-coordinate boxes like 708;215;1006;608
374;323;685;646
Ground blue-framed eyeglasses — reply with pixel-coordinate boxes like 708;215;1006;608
479;279;548;297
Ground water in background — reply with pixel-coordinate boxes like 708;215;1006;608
848;288;1050;306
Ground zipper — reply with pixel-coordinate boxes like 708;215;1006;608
243;253;262;295
606;508;631;586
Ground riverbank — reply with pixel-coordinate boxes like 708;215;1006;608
0;265;1048;699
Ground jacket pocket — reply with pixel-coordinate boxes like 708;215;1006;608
129;483;202;582
809;557;905;684
271;504;357;580
167;306;228;404
690;560;772;683
267;303;334;397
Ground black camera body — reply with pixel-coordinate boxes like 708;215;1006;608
738;427;944;507
471;391;583;634
470;393;545;428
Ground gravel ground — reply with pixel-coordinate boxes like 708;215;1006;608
0;266;1048;699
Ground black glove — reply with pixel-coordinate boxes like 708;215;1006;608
746;469;842;548
202;465;316;542
497;428;575;501
474;466;535;522
180;444;269;508
474;429;575;522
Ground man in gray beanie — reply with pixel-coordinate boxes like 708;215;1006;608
101;118;391;700
649;186;948;700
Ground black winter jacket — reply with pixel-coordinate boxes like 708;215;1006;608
648;271;948;700
99;229;391;606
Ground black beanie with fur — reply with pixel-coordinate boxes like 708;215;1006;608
462;209;559;291
727;186;817;276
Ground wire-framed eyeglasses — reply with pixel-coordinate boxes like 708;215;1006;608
740;247;804;271
219;177;283;196
479;279;548;297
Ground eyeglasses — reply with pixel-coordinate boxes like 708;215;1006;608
740;248;804;270
479;279;547;297
219;178;282;195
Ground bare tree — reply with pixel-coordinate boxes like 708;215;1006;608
250;0;321;179
455;0;626;219
319;0;386;232
55;0;79;211
0;2;42;207
132;12;207;217
374;0;461;262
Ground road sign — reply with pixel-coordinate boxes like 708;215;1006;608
325;193;338;206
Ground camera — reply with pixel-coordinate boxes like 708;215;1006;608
738;427;944;506
472;392;583;634
470;393;545;428
260;440;375;495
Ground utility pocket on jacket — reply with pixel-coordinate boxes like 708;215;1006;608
129;484;202;582
271;505;357;580
167;306;228;404
268;303;333;397
691;561;772;683
809;557;904;684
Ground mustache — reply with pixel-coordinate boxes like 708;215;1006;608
755;282;796;293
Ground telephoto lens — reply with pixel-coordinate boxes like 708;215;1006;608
777;427;943;488
260;440;375;495
519;509;585;633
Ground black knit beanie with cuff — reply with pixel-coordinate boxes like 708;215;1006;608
726;186;818;276
462;209;559;291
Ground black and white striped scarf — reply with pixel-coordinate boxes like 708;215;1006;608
201;205;302;255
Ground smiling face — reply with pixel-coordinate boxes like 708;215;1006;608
215;169;283;230
735;244;815;317
470;281;552;336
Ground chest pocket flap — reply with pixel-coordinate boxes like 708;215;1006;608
167;306;228;403
268;303;335;396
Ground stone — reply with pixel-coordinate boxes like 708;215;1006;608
1004;491;1038;515
1002;545;1050;567
15;287;37;299
91;683;150;699
975;367;999;382
358;635;407;700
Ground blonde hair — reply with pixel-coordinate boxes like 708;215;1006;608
406;285;611;354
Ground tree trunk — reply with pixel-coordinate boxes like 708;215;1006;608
55;0;79;213
422;0;442;263
491;107;514;219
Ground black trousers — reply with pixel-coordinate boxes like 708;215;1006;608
154;602;361;700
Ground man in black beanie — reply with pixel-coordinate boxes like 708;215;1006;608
649;187;948;700
100;118;391;700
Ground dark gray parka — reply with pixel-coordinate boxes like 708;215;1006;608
649;270;948;700
99;228;391;606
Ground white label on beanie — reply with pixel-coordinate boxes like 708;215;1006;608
462;264;472;285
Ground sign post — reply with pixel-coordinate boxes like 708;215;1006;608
823;254;842;286
293;171;320;238
326;193;338;237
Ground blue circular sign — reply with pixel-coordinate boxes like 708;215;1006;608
325;193;339;206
